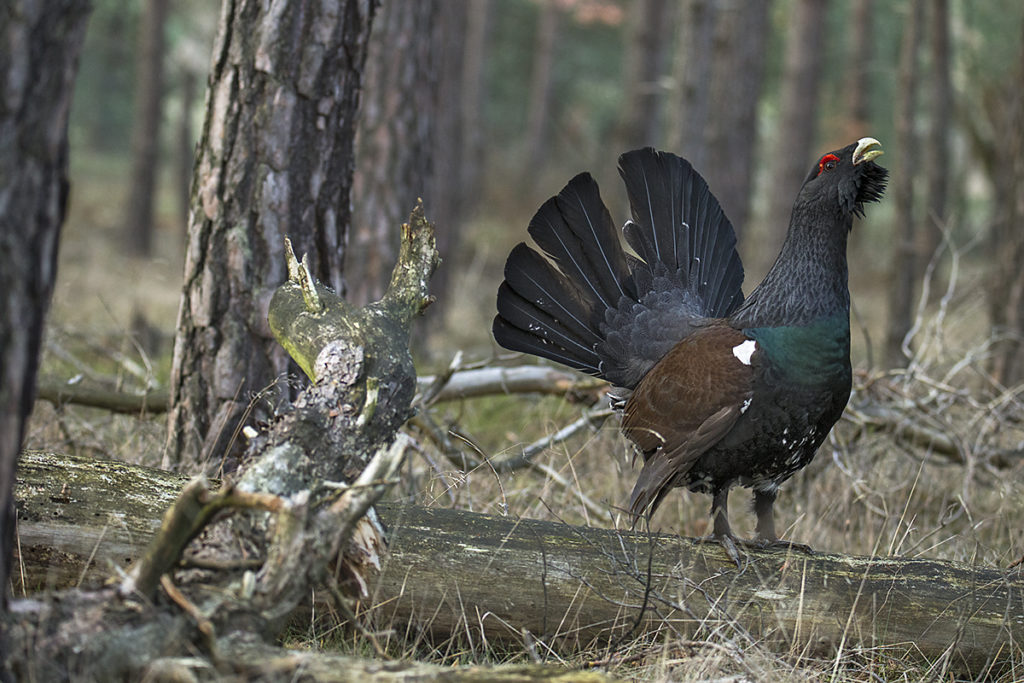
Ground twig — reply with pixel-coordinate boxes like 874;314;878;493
120;478;286;599
489;406;615;472
161;574;217;656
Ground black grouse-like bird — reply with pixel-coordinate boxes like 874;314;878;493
493;138;887;552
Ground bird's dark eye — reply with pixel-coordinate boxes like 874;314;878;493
818;154;840;176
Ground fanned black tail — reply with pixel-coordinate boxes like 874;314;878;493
494;148;745;389
493;172;631;377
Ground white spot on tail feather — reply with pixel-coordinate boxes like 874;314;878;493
732;339;757;365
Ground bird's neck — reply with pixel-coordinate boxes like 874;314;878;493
732;209;852;328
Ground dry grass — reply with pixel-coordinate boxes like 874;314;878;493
23;167;1024;681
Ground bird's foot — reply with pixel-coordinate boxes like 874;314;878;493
697;533;744;567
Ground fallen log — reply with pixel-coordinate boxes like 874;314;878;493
14;450;1024;677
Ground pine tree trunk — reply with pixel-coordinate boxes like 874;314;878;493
164;0;376;471
704;0;769;237
762;0;828;266
884;0;924;368
524;0;561;187
424;2;473;333
123;0;169;257
0;0;91;674
351;0;440;307
844;0;873;135
618;0;673;150
985;22;1024;386
176;68;197;235
920;0;952;292
461;0;491;214
667;0;715;170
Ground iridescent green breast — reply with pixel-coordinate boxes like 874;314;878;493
745;313;850;386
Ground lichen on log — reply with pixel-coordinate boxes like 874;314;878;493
13;451;1024;678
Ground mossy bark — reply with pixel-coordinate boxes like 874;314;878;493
7;201;438;679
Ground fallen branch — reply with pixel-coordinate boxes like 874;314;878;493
35;377;168;414
34;364;604;416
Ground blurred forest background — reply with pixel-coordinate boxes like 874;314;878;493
56;0;1024;383
32;0;1024;514
19;0;1024;676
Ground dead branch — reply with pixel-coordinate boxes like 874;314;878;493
34;363;603;416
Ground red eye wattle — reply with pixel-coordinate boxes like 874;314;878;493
817;153;840;176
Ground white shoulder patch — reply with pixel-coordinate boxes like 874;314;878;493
732;339;757;365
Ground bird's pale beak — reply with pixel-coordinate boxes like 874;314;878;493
853;137;883;165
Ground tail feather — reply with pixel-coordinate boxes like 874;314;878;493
618;148;744;319
493;290;602;375
527;173;633;310
495;148;746;389
502;244;602;346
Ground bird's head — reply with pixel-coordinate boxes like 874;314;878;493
798;137;888;222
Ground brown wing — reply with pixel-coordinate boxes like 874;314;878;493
623;322;755;518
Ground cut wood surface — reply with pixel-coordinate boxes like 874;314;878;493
14;450;1023;676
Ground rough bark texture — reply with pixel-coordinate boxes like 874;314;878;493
8;206;438;680
884;0;923;368
762;0;827;261
350;0;440;307
12;451;1024;678
0;0;91;675
165;0;376;472
123;0;169;257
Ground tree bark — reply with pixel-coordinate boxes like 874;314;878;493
0;0;91;675
460;0;491;215
618;0;673;150
666;0;715;170
524;0;561;189
920;0;952;293
762;0;828;263
165;0;376;472
13;451;1024;678
843;0;873;136
884;0;924;368
421;1;477;334
176;67;197;235
983;21;1024;386
350;0;440;308
704;0;769;237
123;0;170;257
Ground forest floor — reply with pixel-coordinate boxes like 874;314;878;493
21;154;1024;682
